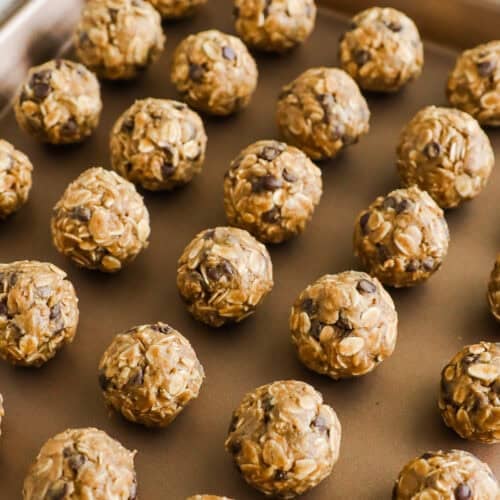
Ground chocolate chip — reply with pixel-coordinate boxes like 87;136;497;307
229;441;241;455
455;484;472;500
50;303;62;321
47;481;68;500
356;279;376;294
395;199;413;214
420;452;434;460
98;372;110;391
262;207;280;223
385;20;402;32
228;413;239;433
0;273;4;293
161;162;175;179
275;470;287;481
121;117;135;134
383;196;397;210
252;175;283;192
61;118;78;136
476;59;496;77
405;260;419;272
203;229;215;240
9;273;17;286
259;146;281;161
424;141;441;159
301;298;316;315
282;169;297;183
312;415;329;433
189;63;204;82
262;394;274;423
422;257;435;271
128;369;144;386
348;21;357;30
67;453;86;473
359;212;370;234
30;69;52;101
222;46;236;61
0;299;8;317
153;323;171;334
71;206;91;222
335;313;352;333
377;244;391;263
309;319;324;340
206;261;234;281
354;49;371;66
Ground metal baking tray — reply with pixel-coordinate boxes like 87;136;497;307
0;0;498;498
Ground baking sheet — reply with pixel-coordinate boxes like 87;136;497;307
0;1;498;499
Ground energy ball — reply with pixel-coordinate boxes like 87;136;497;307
290;271;398;379
146;0;206;19
233;0;317;53
353;186;449;287
397;106;494;209
0;261;79;367
223;140;322;244
99;322;204;427
51;167;150;273
339;7;423;92
0;139;33;219
74;0;165;80
447;40;500;127
23;428;137;500
171;30;258;116
225;380;341;498
176;227;273;327
14;59;102;144
487;255;500;321
392;449;499;499
110;98;207;191
276;67;370;160
439;342;499;444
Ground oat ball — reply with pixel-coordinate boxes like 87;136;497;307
353;186;449;287
0;261;79;367
110;98;207;191
290;271;397;379
14;59;102;144
276;67;370;160
176;227;273;327
393;449;499;499
171;30;258;116
0;139;33;219
233;0;317;53
487;255;500;321
439;342;499;444
23;428;137;500
223;140;322;244
225;380;341;498
447;40;500;126
339;7;423;92
74;0;165;81
51;167;150;273
99;322;204;427
146;0;206;18
397;106;494;209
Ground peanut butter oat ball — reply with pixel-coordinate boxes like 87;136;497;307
146;0;206;18
223;140;322;244
290;271;397;379
233;0;317;53
397;106;494;209
74;0;165;81
439;342;499;444
353;186;449;287
51;167;150;273
393;449;499;499
487;255;500;321
225;380;341;498
0;139;33;219
339;7;423;93
171;30;258;116
110;98;207;191
14;59;102;144
0;261;79;367
276;67;370;160
99;322;204;427
177;227;273;327
23;428;137;500
447;41;500;126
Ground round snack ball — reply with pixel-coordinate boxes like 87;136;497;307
223;140;322;244
23;427;137;499
447;41;500;126
397;106;494;209
74;0;165;80
171;30;258;116
276;67;370;160
392;449;499;499
353;186;449;287
99;322;204;427
146;0;206;18
290;271;397;379
51;167;150;273
0;139;33;219
225;380;341;498
339;7;423;92
233;0;317;53
110;98;207;191
176;226;273;327
487;255;500;321
0;261;79;367
439;342;499;443
14;59;101;144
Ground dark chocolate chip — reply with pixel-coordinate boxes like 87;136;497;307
383;196;397;210
301;298;316;315
348;21;357;30
335;313;352;333
229;441;241;455
424;141;441;159
206;261;234;281
222;46;236;61
71;206;92;222
121;117;135;134
395;199;413;214
359;212;370;234
405;260;419;272
386;20;402;32
189;63;204;82
356;279;376;294
455;484;472;500
309;319;324;340
50;303;62;321
422;257;435;271
98;372;110;391
0;300;8;317
153;323;171;334
67;453;86;473
47;481;68;500
262;207;280;223
252;175;283;192
262;394;274;423
377;244;391;263
161;162;175;179
282;169;297;183
203;229;215;240
0;273;4;293
128;369;144;386
354;49;371;66
30;69;52;100
61;118;78;136
9;273;17;286
275;470;287;481
228;413;239;433
259;146;281;161
476;59;496;77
